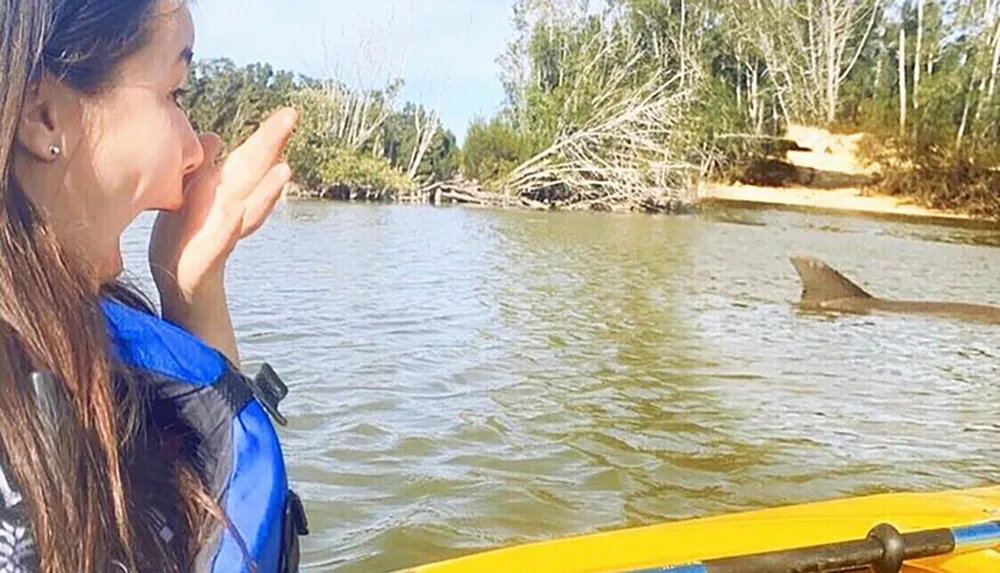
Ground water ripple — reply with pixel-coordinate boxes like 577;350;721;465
122;204;1000;572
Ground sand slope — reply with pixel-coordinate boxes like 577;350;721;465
697;124;972;223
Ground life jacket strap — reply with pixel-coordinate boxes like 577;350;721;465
245;363;289;427
214;369;255;416
216;361;309;572
287;490;309;536
279;490;310;572
214;361;290;427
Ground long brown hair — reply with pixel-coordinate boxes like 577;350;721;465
0;1;216;571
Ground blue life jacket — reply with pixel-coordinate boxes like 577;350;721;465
101;298;308;573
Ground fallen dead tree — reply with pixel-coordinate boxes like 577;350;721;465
495;30;703;215
286;169;699;215
283;35;706;215
284;27;707;216
401;178;550;210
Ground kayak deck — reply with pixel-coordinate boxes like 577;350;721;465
399;485;1000;573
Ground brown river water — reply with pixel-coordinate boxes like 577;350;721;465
122;203;1000;572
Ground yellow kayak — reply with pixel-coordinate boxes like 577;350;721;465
400;485;1000;573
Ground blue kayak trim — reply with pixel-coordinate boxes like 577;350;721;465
604;519;1000;573
952;521;1000;552
626;564;707;573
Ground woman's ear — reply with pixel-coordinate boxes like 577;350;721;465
16;74;78;163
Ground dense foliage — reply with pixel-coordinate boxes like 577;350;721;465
181;58;459;198
183;1;1000;214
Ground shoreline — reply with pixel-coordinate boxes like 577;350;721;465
691;123;999;230
284;186;1000;230
696;183;1000;229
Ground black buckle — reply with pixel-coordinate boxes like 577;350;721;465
280;490;309;573
288;490;309;536
244;363;289;426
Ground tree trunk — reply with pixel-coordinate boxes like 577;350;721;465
957;91;972;151
680;0;687;81
973;74;989;133
957;60;977;150
987;17;1000;100
826;0;838;123
752;60;763;134
874;49;884;94
736;61;742;111
914;0;923;111
899;26;907;137
807;0;821;103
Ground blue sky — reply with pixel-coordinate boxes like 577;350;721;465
190;1;516;142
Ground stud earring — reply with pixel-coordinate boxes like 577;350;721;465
48;144;61;157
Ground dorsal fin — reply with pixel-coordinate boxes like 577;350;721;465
789;256;873;304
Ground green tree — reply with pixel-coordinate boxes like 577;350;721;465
183;58;299;153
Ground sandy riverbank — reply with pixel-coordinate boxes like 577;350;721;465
698;183;972;222
694;124;984;226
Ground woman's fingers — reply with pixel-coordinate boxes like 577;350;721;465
221;108;297;192
179;201;246;278
241;162;292;237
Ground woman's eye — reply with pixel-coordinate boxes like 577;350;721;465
170;87;190;106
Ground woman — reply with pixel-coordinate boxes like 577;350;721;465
1;0;301;571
